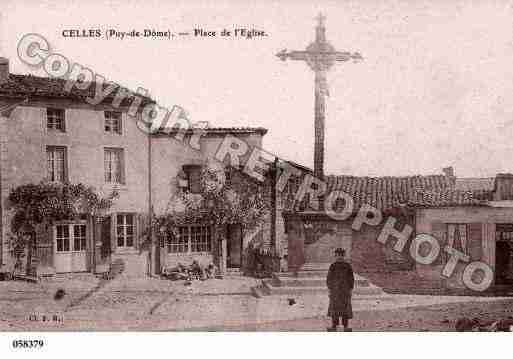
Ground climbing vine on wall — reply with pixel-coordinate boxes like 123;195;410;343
5;182;118;273
7;182;118;234
155;160;270;239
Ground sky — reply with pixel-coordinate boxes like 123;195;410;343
2;0;513;177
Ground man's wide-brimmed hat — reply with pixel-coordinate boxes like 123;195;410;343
334;248;345;256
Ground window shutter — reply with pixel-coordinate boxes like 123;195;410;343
35;223;53;268
468;223;483;261
183;165;202;193
118;113;123;134
136;214;141;250
61;109;66;132
101;216;112;258
431;221;446;265
136;213;149;251
459;224;468;254
119;150;126;184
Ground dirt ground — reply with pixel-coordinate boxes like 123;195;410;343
211;298;513;331
1;275;512;331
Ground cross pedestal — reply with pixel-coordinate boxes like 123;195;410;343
256;212;383;297
284;211;352;273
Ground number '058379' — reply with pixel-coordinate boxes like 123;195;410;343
12;340;44;349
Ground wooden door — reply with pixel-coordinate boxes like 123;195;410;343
54;223;88;273
71;224;87;272
227;224;242;268
495;224;513;285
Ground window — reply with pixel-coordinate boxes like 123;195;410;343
167;227;190;253
47;108;65;131
56;224;70;252
104;111;122;134
183;165;201;193
55;224;86;252
116;214;135;248
191;226;212;252
283;175;301;207
447;224;468;255
73;224;87;251
46;146;67;182
224;168;232;187
166;226;212;254
104;148;125;184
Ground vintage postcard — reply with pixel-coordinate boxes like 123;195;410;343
1;0;513;348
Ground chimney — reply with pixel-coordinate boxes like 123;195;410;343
494;173;513;201
0;57;9;84
442;166;454;178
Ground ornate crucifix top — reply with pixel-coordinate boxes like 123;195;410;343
277;14;362;181
277;14;362;72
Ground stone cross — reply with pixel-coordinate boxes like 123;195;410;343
277;13;363;180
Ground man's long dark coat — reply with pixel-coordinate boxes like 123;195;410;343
326;260;355;319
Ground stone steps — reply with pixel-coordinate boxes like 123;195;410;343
110;251;149;278
260;280;383;297
226;268;243;277
252;263;384;298
271;275;370;288
277;270;331;278
300;262;331;271
49;272;98;282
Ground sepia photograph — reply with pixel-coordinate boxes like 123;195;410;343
0;0;512;356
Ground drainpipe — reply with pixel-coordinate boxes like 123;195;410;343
0;142;3;267
270;158;277;251
148;132;155;275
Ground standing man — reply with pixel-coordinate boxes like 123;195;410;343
327;248;355;332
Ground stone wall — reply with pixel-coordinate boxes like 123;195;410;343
415;206;513;288
150;132;263;215
0;100;150;274
1;98;273;276
282;210;415;274
150;131;267;273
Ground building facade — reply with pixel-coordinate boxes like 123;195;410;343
0;60;270;278
412;174;513;289
150;128;271;275
281;168;513;291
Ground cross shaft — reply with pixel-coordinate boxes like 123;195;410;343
276;14;362;182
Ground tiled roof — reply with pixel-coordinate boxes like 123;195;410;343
283;171;495;212
324;174;455;212
455;178;495;191
407;189;493;208
282;160;313;173
280;164;507;212
159;127;268;136
0;74;154;107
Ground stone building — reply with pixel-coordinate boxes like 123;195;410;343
411;173;513;289
0;58;270;278
280;165;513;291
150;127;271;275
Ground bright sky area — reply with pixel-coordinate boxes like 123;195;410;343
2;0;513;177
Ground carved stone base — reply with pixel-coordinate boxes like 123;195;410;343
284;211;352;270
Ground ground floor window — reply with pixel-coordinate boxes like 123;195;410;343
55;223;86;252
447;224;468;255
116;214;135;248
496;224;513;241
167;226;212;254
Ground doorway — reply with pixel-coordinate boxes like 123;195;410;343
495;224;513;285
54;223;88;273
227;224;243;268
